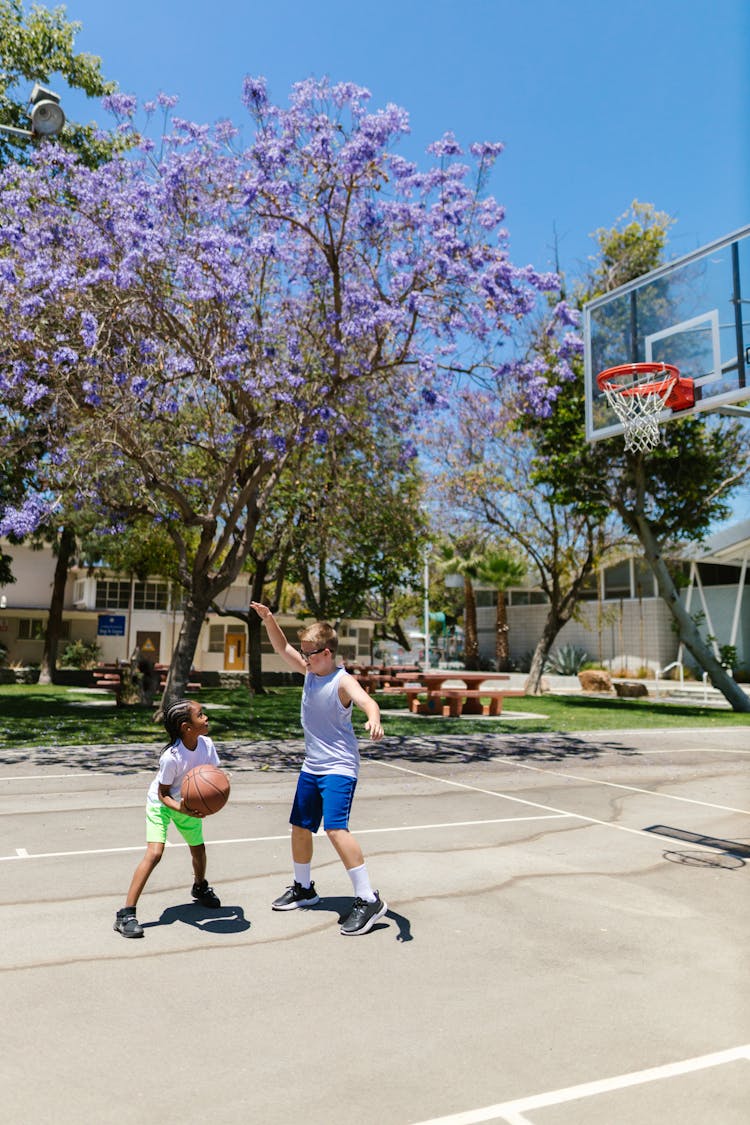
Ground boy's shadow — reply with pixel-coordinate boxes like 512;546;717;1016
142;903;251;934
312;895;413;942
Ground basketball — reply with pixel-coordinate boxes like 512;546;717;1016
182;765;230;816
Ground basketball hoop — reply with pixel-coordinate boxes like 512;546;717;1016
596;362;694;453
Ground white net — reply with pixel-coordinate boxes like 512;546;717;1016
599;367;677;453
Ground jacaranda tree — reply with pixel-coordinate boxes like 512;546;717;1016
0;77;566;704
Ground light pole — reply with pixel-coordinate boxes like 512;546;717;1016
423;549;430;669
0;83;66;142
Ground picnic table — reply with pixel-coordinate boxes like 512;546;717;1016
92;663;202;694
379;670;519;717
352;666;422;693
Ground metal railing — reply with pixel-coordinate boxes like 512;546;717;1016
655;661;713;703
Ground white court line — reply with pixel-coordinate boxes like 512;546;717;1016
369;760;737;853
491;757;750;815
0;772;151;782
0;814;568;863
637;747;750;755
410;1044;750;1125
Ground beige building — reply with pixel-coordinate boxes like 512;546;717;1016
0;543;375;676
2;521;748;679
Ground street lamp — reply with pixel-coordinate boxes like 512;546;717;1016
423;548;430;670
0;83;66;141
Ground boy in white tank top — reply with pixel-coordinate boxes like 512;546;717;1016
251;602;388;936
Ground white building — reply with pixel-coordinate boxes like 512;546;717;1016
476;521;750;675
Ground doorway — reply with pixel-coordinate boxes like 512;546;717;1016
224;628;246;671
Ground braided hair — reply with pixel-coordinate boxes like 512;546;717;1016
162;699;194;752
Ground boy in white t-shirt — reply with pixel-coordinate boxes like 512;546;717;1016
114;699;223;938
251;602;388;936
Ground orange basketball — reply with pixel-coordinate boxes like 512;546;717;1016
182;765;230;816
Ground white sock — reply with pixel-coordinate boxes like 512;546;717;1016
293;862;312;889
347;863;376;902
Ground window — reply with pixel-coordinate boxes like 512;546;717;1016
633;561;656;598
95;580;130;609
508;590;548;606
208;625;225;653
603;561;631;600
697;562;750;587
475;590;497;608
18;618;47;640
133;581;168;610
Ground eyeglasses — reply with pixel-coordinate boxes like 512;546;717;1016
300;645;328;662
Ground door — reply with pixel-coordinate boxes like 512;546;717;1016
224;629;246;671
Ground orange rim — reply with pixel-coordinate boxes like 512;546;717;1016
596;362;681;398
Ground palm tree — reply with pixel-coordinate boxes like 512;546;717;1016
436;537;485;670
476;549;527;670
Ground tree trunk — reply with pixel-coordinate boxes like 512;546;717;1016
495;591;510;670
39;525;76;685
635;515;750;712
463;576;479;670
159;596;210;714
525;610;565;694
247;561;270;693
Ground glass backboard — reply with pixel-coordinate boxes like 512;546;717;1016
583;225;750;442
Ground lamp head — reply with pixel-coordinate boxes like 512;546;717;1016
28;83;65;137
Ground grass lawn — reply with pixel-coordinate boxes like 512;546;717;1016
0;683;748;749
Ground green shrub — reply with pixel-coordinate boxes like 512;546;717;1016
60;639;101;669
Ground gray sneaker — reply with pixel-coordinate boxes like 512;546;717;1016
340;893;387;936
113;907;144;938
272;881;320;910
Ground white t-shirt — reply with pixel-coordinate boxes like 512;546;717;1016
147;735;220;805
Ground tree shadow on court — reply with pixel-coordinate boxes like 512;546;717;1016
0;731;642;774
141;903;251;933
366;731;640;765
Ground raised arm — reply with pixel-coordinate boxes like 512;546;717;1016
250;602;307;675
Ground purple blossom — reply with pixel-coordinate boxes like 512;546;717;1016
80;312;98;349
102;93;138;118
0;495;54;537
53;346;78;366
242;76;268;110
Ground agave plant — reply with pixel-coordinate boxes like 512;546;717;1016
544;644;590;675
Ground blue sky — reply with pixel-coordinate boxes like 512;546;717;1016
59;0;748;278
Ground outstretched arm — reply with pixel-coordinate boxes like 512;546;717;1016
250;601;307;675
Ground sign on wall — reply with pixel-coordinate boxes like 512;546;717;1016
98;614;126;636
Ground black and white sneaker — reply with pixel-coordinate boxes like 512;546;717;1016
192;880;221;908
113;907;144;938
272;881;320;910
340;893;387;936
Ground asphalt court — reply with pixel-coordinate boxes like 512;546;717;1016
1;727;748;1124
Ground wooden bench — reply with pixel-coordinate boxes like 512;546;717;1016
440;689;506;717
93;669;202;693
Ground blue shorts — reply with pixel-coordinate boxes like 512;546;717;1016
290;772;357;832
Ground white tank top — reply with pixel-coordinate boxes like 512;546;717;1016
301;666;359;777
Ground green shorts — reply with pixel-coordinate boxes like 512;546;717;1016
146;802;205;846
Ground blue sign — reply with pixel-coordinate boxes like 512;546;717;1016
98;614;126;636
